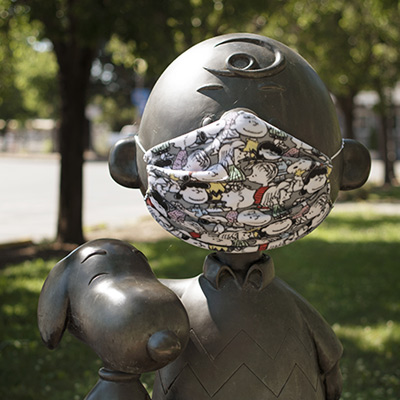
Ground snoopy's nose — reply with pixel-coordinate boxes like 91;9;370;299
147;330;182;364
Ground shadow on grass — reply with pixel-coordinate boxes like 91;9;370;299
1;213;399;399
0;259;101;400
338;335;400;399
337;183;400;202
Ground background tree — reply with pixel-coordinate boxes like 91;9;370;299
88;45;139;132
10;0;180;244
342;0;400;185
0;2;30;123
13;39;59;120
4;0;286;244
258;0;399;184
257;1;372;140
0;2;58;137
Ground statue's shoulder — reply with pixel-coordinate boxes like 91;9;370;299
159;275;201;298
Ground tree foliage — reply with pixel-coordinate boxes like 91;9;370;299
258;0;400;184
0;1;58;122
12;35;59;119
1;0;286;243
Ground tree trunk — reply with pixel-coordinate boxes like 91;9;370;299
379;111;397;185
53;41;95;244
336;93;356;139
375;87;397;186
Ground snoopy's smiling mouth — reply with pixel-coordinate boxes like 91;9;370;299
243;127;262;135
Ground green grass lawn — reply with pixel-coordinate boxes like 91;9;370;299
1;210;399;400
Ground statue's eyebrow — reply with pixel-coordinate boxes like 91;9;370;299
215;37;266;47
81;250;107;264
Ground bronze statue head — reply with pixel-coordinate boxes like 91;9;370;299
110;33;370;204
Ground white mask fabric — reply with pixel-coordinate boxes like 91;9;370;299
137;110;343;253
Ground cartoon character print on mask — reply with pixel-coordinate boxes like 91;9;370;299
139;110;343;253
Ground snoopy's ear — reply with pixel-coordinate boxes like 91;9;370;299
37;259;69;349
340;139;371;191
108;135;141;188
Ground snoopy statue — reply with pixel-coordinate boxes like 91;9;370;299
38;239;189;400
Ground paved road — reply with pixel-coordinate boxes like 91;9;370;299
0;155;399;244
0;155;148;243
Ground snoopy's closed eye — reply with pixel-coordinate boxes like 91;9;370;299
81;249;107;264
88;273;109;286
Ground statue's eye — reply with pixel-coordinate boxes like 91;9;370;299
228;53;256;70
88;272;108;286
81;249;107;264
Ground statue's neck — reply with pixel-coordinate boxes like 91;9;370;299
214;251;263;277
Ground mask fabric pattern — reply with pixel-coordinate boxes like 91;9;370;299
139;110;342;253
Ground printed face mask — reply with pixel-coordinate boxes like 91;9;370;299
137;110;343;253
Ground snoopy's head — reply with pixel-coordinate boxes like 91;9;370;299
38;239;189;374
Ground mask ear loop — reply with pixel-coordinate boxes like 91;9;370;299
331;139;345;160
135;135;147;155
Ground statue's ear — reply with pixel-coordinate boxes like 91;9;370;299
108;135;141;188
340;139;371;190
37;259;70;349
